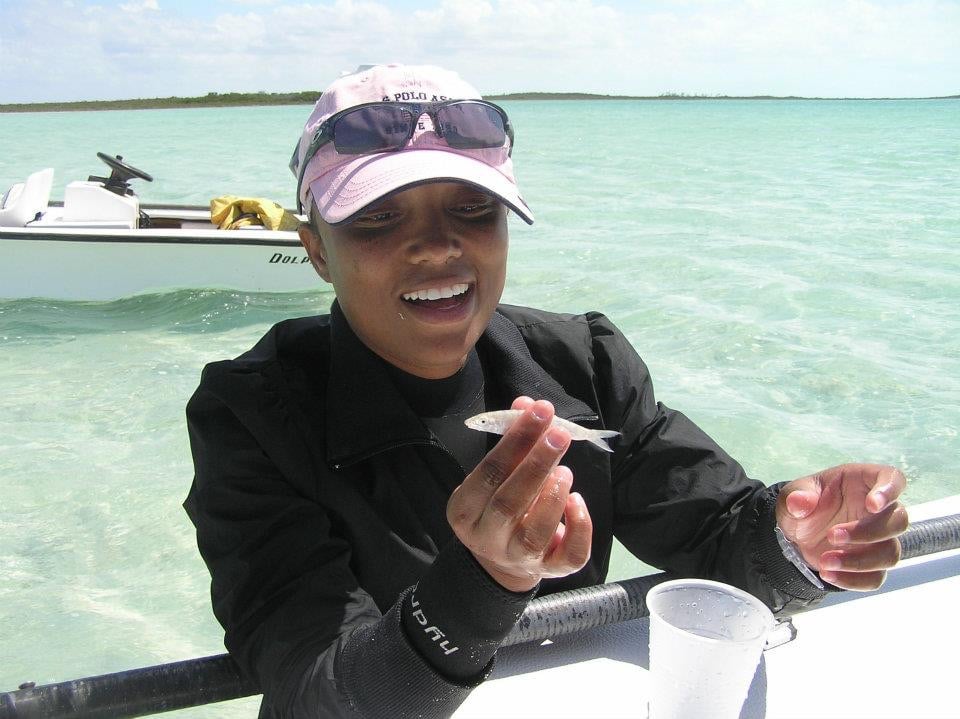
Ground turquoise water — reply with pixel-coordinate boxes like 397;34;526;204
1;100;958;714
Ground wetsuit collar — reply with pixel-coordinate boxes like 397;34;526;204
324;302;595;469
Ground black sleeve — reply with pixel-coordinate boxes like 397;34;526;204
401;540;534;681
184;377;532;718
585;312;832;612
184;384;480;717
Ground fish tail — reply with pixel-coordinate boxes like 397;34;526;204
586;429;620;453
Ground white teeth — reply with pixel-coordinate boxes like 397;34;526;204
403;283;469;302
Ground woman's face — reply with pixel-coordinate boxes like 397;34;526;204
299;182;510;379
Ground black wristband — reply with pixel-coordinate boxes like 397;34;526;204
401;539;536;680
754;483;837;602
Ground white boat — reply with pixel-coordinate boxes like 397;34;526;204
459;492;960;719
0;153;317;301
2;494;957;718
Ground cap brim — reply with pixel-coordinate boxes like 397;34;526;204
307;149;534;226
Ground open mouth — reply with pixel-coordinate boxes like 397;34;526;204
401;282;472;311
402;283;470;302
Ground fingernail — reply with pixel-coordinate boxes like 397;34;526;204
552;474;566;496
545;427;567;450
830;528;850;545
821;555;842;571
531;402;551;422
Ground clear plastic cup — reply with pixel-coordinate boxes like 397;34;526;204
646;579;775;719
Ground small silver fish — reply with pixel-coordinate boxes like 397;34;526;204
465;410;621;453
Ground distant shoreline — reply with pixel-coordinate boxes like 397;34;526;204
1;90;958;113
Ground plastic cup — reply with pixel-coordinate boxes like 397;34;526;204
646;579;775;719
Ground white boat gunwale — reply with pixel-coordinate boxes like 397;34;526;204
1;226;303;247
1;156;317;299
2;495;957;718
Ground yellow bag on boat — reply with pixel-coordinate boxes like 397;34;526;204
210;196;300;231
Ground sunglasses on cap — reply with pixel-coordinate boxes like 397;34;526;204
291;99;514;213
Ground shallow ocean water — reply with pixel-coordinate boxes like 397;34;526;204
1;98;958;714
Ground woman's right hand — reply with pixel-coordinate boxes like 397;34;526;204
446;397;593;593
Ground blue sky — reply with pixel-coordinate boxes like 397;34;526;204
1;0;957;103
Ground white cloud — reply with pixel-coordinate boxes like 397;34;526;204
0;0;956;103
616;0;960;97
119;0;159;12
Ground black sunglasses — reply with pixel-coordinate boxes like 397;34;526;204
292;99;514;212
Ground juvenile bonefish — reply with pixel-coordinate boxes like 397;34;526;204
465;410;621;453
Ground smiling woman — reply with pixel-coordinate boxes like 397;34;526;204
180;63;911;719
284;64;531;382
299;183;509;379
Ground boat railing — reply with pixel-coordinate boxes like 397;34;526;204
2;512;958;719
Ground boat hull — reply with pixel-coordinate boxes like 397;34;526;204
0;226;319;300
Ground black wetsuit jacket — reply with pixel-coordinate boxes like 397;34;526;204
184;302;828;718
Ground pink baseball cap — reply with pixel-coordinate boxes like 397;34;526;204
292;64;534;225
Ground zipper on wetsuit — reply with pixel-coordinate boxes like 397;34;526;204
330;437;463;475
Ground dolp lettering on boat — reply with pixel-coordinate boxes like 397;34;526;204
268;253;310;264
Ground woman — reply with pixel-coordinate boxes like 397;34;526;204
185;64;907;718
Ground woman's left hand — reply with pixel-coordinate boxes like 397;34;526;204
776;463;909;590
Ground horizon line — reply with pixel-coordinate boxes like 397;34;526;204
2;89;958;113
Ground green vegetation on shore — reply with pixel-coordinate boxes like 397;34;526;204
2;90;958;113
0;91;319;113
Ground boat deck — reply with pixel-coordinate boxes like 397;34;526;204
457;494;960;718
